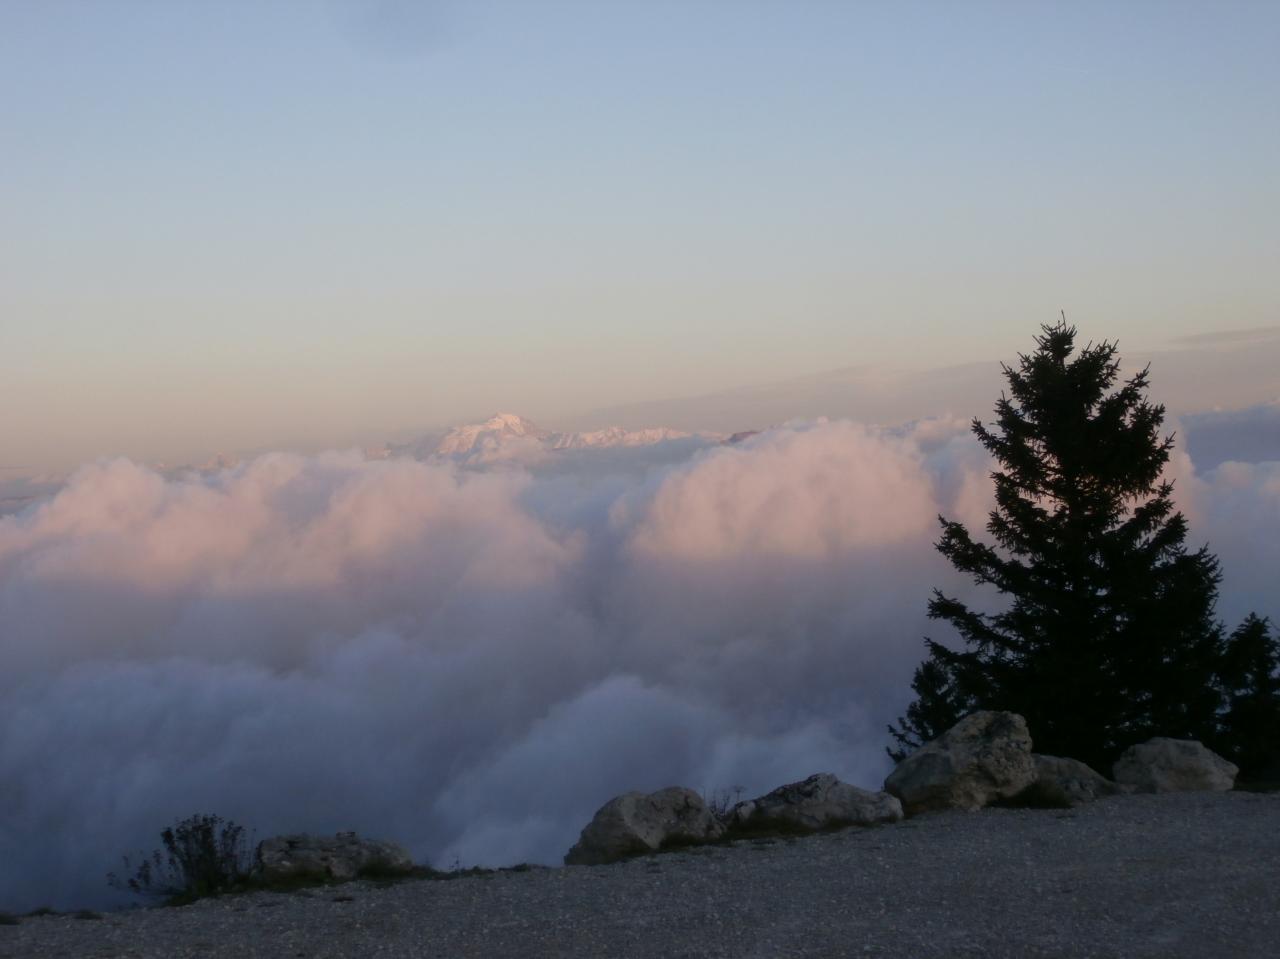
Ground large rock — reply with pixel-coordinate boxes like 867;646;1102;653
256;832;415;884
884;711;1036;815
1112;738;1238;793
564;787;725;865
1019;754;1123;807
729;773;903;833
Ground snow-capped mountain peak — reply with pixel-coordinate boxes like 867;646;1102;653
482;412;542;434
435;413;549;455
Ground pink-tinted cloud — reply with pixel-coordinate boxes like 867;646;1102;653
0;418;1274;912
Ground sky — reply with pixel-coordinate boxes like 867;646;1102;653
3;0;1279;467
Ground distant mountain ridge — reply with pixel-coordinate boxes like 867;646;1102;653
548;424;695;451
383;413;713;460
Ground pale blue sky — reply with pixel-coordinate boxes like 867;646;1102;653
2;0;1278;468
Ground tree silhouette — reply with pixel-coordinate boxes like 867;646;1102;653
1217;613;1280;779
889;322;1232;770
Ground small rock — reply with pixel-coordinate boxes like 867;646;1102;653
564;787;725;865
884;711;1036;815
729;773;902;832
1019;754;1122;807
1112;738;1238;793
255;832;415;884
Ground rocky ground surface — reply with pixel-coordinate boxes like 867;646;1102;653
4;791;1277;958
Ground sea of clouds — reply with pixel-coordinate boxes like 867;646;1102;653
1;417;1277;910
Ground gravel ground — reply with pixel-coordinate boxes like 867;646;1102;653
4;791;1277;958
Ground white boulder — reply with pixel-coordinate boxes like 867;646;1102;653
564;787;726;866
1112;738;1238;793
256;832;415;884
1020;754;1123;807
884;711;1036;815
729;773;902;832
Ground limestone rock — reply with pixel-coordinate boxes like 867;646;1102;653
1112;738;1238;793
884;711;1036;815
1020;754;1122;807
729;773;902;832
256;832;415;884
564;787;725;865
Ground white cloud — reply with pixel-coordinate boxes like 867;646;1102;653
1;417;1275;911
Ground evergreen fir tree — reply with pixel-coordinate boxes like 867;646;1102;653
1216;613;1280;780
889;322;1227;770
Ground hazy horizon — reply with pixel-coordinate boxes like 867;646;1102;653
5;322;1280;473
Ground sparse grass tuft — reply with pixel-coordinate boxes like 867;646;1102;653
105;815;548;909
704;784;746;819
108;813;255;906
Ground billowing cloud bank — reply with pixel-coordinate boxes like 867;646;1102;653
1;420;1276;910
